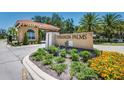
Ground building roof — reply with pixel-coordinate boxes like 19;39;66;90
15;20;60;32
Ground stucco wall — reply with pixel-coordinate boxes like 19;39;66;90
55;32;93;49
17;26;39;42
46;32;59;48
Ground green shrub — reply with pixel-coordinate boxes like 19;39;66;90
42;59;52;65
34;41;38;44
76;68;98;80
71;53;79;61
54;57;65;63
23;32;29;45
32;48;47;57
32;48;48;61
70;62;85;77
32;54;44;61
32;52;39;57
48;45;58;53
37;48;47;55
93;49;101;56
70;62;98;80
7;35;12;43
45;54;53;59
76;72;85;80
51;64;67;75
11;41;19;46
60;49;66;57
70;49;78;54
80;51;91;62
38;30;42;44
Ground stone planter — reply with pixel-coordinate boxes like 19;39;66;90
23;55;57;80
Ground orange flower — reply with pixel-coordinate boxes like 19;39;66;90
89;51;124;80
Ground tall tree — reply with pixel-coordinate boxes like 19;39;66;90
38;30;42;44
102;13;121;42
41;30;46;40
0;29;6;39
74;26;79;32
51;13;63;28
32;16;52;24
0;29;6;34
23;32;29;45
79;13;100;32
32;13;64;32
61;18;74;33
116;20;124;39
41;16;51;24
7;27;17;37
32;16;42;22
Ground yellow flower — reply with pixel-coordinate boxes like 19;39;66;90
89;51;124;80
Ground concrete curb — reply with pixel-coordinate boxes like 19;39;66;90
23;55;57;80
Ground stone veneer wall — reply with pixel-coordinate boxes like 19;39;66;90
55;32;93;49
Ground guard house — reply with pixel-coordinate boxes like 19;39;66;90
15;20;60;43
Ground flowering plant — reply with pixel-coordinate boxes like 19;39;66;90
89;51;124;80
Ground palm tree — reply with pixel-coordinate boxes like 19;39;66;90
102;13;121;42
116;20;124;40
79;13;100;32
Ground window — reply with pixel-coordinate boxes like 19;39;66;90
27;29;35;40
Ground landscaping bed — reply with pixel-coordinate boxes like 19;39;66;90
30;45;124;80
10;40;39;46
89;51;124;80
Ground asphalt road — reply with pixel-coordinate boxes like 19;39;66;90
94;45;124;54
0;40;45;80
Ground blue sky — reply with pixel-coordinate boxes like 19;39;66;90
0;12;124;30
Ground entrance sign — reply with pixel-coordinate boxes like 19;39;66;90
55;32;93;49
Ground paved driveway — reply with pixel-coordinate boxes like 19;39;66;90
94;45;124;54
0;40;45;80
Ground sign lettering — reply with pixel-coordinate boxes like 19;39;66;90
56;34;87;40
55;32;93;49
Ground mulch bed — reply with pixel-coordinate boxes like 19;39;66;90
29;56;74;80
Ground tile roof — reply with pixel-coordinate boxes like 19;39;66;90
15;20;60;32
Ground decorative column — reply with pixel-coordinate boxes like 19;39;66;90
46;31;59;48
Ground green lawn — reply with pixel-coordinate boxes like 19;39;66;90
95;43;124;46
